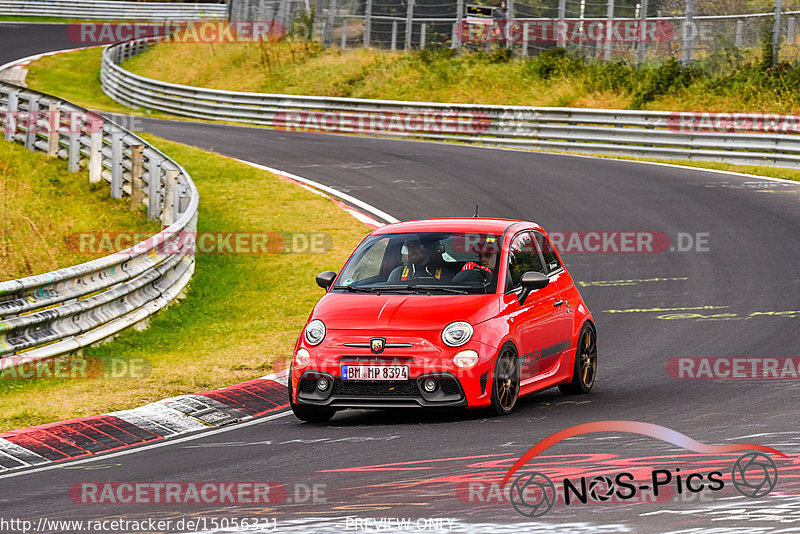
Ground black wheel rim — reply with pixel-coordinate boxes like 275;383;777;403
496;349;519;411
579;328;597;388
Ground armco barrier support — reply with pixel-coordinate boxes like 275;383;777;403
0;81;199;366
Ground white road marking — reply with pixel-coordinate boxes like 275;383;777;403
0;411;293;481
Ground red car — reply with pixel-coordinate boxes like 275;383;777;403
289;218;597;422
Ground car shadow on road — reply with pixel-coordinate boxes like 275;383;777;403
308;388;595;427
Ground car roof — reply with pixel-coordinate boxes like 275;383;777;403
372;218;541;236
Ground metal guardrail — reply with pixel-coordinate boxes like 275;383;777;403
102;38;800;169
0;0;226;21
0;80;199;365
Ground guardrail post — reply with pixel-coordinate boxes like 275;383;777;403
25;95;39;151
47;101;60;157
522;22;529;56
505;0;513;49
162;169;178;226
682;0;695;65
405;0;414;51
604;0;615;62
131;145;144;211
455;0;463;50
341;17;347;48
364;0;372;47
326;0;336;47
420;22;426;49
148;154;163;221
68;117;80;173
4;90;18;142
89;129;102;183
110;128;123;198
391;20;398;51
557;0;566;48
789;17;796;44
735;19;744;47
636;0;648;67
773;0;783;68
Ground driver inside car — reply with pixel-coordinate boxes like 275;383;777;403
452;236;499;286
388;237;454;283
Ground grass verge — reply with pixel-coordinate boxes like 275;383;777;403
0;134;370;431
0;140;157;280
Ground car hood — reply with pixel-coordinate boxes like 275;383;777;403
312;293;499;330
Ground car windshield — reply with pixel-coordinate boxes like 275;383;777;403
333;232;502;294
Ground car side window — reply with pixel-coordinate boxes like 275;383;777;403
535;231;561;273
506;232;545;291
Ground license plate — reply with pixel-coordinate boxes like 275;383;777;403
341;365;409;381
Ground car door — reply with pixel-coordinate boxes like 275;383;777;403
501;231;566;382
532;230;574;376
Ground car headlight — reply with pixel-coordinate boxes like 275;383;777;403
294;348;310;368
304;320;326;346
453;350;479;368
442;321;473;347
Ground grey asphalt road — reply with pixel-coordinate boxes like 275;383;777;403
1;25;799;533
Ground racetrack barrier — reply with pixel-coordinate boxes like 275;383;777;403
101;37;800;170
0;80;199;365
0;0;226;21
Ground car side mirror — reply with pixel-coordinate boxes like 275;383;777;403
518;271;549;305
316;271;337;290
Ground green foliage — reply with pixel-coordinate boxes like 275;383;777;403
760;16;774;70
631;58;696;108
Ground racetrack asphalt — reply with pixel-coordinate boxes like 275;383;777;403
1;24;799;532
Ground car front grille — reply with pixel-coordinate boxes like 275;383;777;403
440;376;461;396
299;377;318;393
333;379;420;397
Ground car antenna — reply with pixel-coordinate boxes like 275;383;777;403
473;204;479;217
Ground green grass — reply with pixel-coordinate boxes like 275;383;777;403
0;134;370;431
0;141;158;281
25;47;142;115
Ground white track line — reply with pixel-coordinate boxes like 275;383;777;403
0;411;293;481
236;159;400;224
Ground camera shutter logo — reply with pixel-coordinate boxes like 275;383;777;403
731;452;778;498
509;472;556;517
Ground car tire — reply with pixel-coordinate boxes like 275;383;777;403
490;343;520;416
288;375;336;423
559;323;597;395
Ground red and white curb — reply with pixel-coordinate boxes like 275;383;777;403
0;372;288;474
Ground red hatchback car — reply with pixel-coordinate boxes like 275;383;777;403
289;218;597;422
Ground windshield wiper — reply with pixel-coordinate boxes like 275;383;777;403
409;285;469;294
336;285;378;292
337;285;469;295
